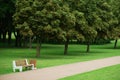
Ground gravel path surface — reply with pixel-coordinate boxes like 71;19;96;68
0;56;120;80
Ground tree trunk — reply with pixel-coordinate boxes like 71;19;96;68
0;32;1;42
2;31;6;43
14;31;22;47
29;36;32;48
23;37;28;48
114;39;118;49
36;39;41;57
8;31;12;44
14;31;18;47
19;36;22;47
64;38;69;55
86;42;90;53
15;36;18;47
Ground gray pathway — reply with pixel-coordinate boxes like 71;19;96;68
0;56;120;80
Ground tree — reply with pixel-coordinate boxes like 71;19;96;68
0;0;15;44
13;0;34;47
58;3;76;55
56;1;85;55
70;0;97;52
109;0;120;48
31;0;66;57
14;0;68;57
82;0;116;52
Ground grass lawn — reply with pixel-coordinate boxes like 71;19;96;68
59;64;120;80
0;40;120;75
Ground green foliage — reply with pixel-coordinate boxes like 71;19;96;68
0;0;15;18
17;22;33;37
1;0;120;43
13;0;120;53
109;0;120;40
13;0;33;38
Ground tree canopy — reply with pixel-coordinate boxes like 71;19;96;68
11;0;120;57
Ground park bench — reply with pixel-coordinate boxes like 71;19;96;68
13;59;34;72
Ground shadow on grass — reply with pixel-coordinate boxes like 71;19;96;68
0;43;64;50
1;43;116;60
95;46;120;49
3;51;91;60
0;48;106;60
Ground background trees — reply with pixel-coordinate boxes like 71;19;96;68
0;0;15;44
1;0;120;57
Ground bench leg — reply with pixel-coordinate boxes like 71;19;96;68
13;68;16;72
31;64;35;70
19;67;22;72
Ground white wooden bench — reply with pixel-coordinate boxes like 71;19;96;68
13;59;34;72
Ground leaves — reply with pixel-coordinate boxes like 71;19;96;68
13;0;120;43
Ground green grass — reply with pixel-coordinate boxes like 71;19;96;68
59;64;120;80
0;40;120;75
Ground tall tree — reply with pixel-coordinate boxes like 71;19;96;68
13;0;67;57
57;1;85;55
59;3;76;55
0;0;15;44
30;0;66;57
109;0;120;48
83;0;116;52
69;0;97;52
13;0;33;47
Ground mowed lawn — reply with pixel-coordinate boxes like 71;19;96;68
59;64;120;80
0;40;120;75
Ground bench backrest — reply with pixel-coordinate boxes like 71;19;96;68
13;59;28;66
16;60;26;66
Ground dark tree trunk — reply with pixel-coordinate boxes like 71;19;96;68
29;36;32;48
18;36;22;47
2;31;7;42
8;31;12;44
15;36;18;47
86;42;90;53
0;18;2;39
23;37;28;48
14;31;18;47
0;32;1;42
114;39;118;49
36;39;42;57
14;31;22;47
64;38;69;55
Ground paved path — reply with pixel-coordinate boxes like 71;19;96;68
0;56;120;80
